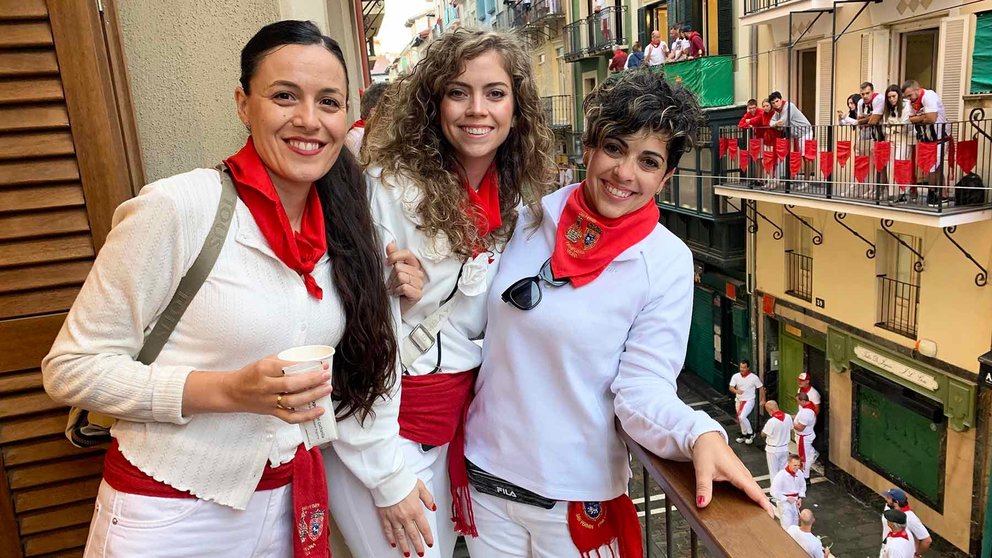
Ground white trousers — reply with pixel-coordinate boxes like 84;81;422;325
736;399;755;435
323;438;456;558
464;486;616;558
84;480;292;558
765;450;788;481
778;499;799;529
798;434;817;478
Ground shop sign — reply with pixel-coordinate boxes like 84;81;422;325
854;345;939;392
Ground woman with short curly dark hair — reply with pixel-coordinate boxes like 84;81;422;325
462;70;774;556
325;28;557;558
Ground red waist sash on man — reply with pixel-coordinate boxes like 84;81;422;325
398;369;476;536
103;439;329;558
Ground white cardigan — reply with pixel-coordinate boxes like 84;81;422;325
42;168;415;510
465;183;725;501
365;167;501;376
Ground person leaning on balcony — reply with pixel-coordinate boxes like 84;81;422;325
883;84;914;203
345;81;388;157
595;0;611;43
41;20;430;558
608;46;628;73
643;30;668;67
682;24;706;59
761;400;793;480
902;79;949;195
880;488;932;557
339;28;557;558
769;91;813;183
738;98;760;129
881;509;917;558
856;82;886;160
624;42;644;69
461;69;774;558
788;509;830;558
771;454;806;529
837;93;860;126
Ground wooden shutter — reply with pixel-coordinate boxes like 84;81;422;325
717;0;733;56
636;6;647;48
816;38;833;126
860;33;871;83
0;1;137;556
937;15;973;123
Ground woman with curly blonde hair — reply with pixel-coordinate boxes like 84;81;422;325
324;28;556;558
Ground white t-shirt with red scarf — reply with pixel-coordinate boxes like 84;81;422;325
730;372;763;402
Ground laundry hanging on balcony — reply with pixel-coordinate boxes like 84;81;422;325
819;151;833;179
790;151;803;177
749;138;762;162
719;137;729;158
855;155;870;183
727;140;739;163
775;138;789;162
916;142;937;173
837;140;852;168
873;141;891;172
804;139;818;161
762;149;776;174
739;149;750;171
957;139;978;174
894;159;914;185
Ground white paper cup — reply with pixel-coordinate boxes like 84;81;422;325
278;345;338;448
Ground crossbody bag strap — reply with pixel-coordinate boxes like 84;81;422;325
136;165;237;364
400;261;466;369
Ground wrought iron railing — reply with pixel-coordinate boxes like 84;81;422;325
586;5;626;54
541;95;573;129
876;275;920;338
743;0;798;16
785;250;813;302
527;0;566;25
619;424;811;558
563;19;587;60
716;113;992;213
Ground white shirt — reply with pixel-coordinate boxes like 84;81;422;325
366;167;500;376
644;41;668;66
771;468;806;501
799;386;821;407
42;168;414;509
670;37;689;56
729;372;763;401
857;93;885;117
465;183;725;501
786;525;825;558
795;407;816;436
882;533;916;558
762;412;793;453
910;89;947;125
881;505;930;544
344;126;365;156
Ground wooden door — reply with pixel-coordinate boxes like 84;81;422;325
0;1;138;556
778;332;803;415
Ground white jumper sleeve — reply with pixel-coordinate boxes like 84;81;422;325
770;472;787;502
612;244;725;461
42;180;202;425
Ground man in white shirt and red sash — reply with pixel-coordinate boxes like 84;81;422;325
761;400;793;480
794;392;817;479
771;454;806;528
881;488;932;557
729;359;764;444
902;79;949;197
797;372;821;414
881;508;916;558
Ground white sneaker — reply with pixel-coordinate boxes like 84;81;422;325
735;435;746;443
745;435;754;445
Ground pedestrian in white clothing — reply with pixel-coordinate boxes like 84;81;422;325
881;488;932;556
463;69;773;558
771;455;806;529
643;30;668;66
881;509;917;558
333;29;557;558
794;392;817;478
761;400;793;480
787;509;829;558
729;359;763;444
797;372;821;414
42;21;426;558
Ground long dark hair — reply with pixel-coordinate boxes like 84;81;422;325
883;85;905;120
846;94;860;121
240;20;396;423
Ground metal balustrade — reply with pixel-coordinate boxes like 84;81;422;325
876;275;920;338
785;250;813;302
541;95;573;129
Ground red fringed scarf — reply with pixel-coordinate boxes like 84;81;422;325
567;496;643;558
887;530;909;540
911;89;926;114
772;410;786;421
350;119;366;130
465;163;503;240
551;183;658;288
224;138;326;300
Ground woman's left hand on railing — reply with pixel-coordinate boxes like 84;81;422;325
691;431;775;517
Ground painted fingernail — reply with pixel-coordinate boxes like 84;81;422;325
697;496;705;506
418;553;425;557
390;543;396;548
428;543;434;548
431;504;437;511
404;553;410;558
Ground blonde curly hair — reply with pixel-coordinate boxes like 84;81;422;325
361;28;556;257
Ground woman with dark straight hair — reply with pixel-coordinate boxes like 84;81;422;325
43;20;425;557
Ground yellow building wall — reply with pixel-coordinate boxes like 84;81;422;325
753;202;992;374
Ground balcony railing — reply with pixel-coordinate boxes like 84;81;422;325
563;6;627;61
527;0;566;26
876;275;919;338
743;0;798;16
563;19;587;60
716;116;992;214
494;0;565;31
541;95;573;129
619;424;811;558
785;250;813;302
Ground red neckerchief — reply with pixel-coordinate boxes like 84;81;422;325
772;410;786;421
464;162;502;241
887;530;909;540
912;89;926;113
551;183;659;287
802;402;817;412
568;496;642;558
900;504;911;512
224;138;326;300
784;466;797;477
350;118;365;130
650;39;661;47
799;385;811;394
740;370;751;377
862;92;878;114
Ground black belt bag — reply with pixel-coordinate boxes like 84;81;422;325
466;460;557;509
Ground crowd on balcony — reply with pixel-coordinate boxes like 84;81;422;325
725;80;987;210
607;24;707;74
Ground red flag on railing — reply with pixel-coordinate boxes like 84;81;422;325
893;159;914;185
855;155;870;183
789;151;803;177
819;151;834;179
873;141;891;172
775;138;789;162
719;137;729;158
749;138;762;162
916;142;937;173
739;149;750;171
837;140;852;168
728;139;739;162
947;138;956;183
804;139;818;161
957;139;978;175
763;149;776;174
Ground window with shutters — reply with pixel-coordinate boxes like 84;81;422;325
970;12;992;94
784;215;813;302
875;231;921;338
936;15;971;123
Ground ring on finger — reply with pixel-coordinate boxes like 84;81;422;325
276;394;291;411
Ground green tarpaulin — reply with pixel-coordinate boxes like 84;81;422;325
972;12;992;94
661;56;734;107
